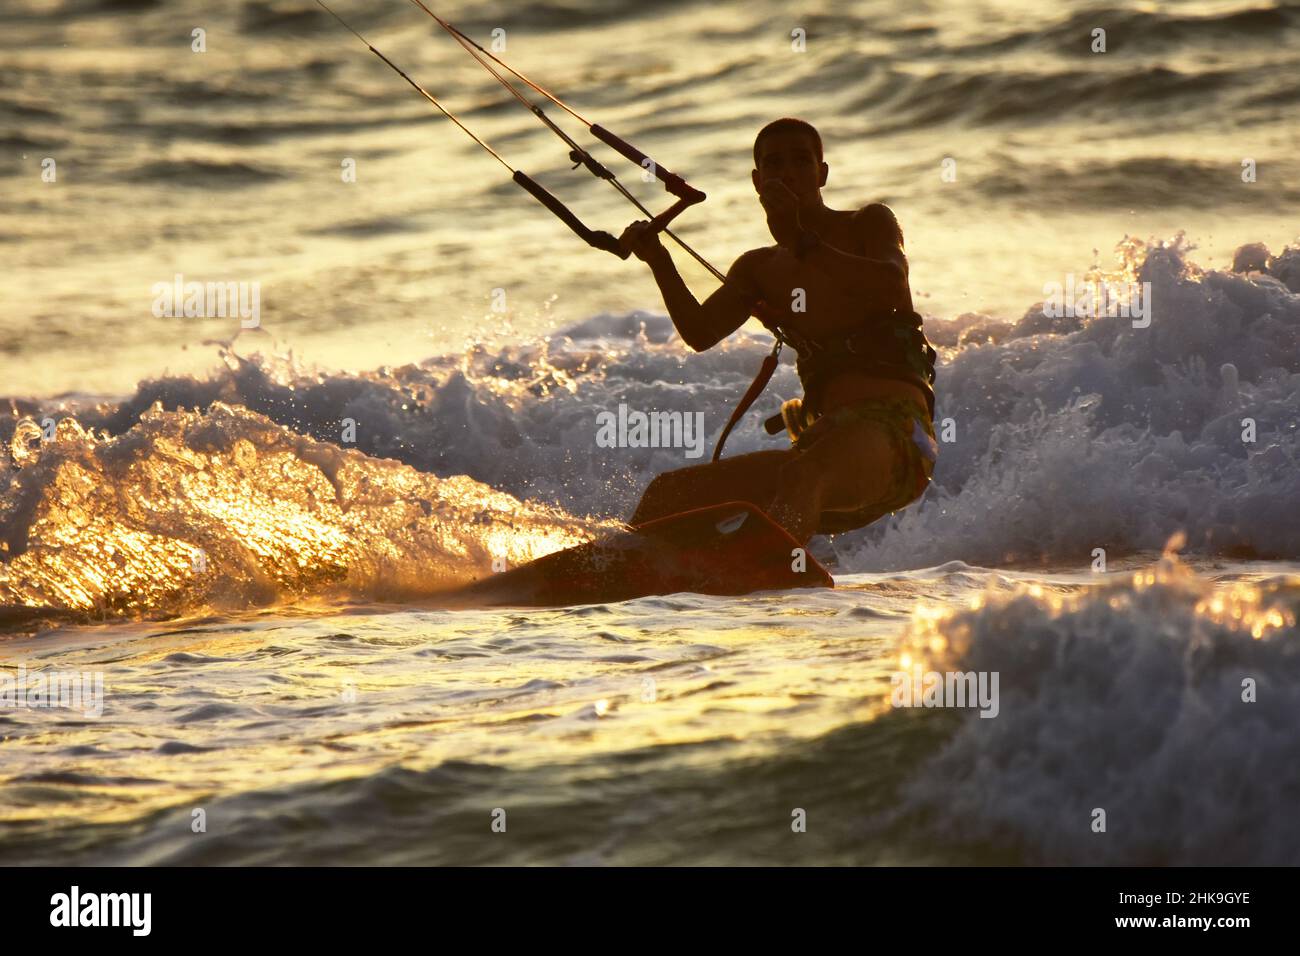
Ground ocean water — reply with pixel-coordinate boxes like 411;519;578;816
2;0;1299;865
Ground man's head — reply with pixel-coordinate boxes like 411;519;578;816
752;118;828;205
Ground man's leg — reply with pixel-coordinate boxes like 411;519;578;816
767;417;898;543
629;448;794;527
630;417;900;543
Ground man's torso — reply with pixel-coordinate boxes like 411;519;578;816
744;206;930;415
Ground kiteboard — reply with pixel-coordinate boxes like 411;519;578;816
446;501;833;607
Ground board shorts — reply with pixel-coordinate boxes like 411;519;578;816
783;395;938;535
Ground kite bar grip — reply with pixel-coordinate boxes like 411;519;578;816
648;196;695;233
763;412;786;435
590;124;706;204
514;171;629;259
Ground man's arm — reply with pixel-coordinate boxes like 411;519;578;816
641;245;759;352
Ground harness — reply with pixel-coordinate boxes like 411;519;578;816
710;306;938;461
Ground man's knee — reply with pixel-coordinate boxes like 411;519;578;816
636;467;692;519
645;466;688;499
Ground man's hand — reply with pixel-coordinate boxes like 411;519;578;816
758;179;802;246
619;220;670;265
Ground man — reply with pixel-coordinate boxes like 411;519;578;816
618;118;938;545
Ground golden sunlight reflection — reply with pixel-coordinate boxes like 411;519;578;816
1;613;910;829
1195;583;1296;641
0;403;611;618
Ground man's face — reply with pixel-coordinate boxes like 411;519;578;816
753;131;826;203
